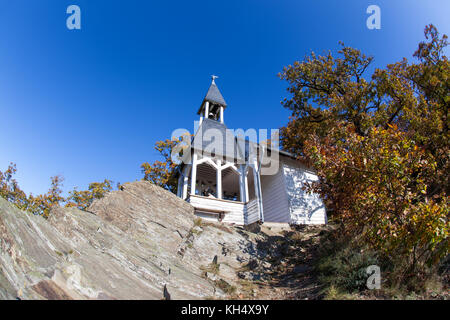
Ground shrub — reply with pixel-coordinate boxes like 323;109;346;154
316;231;381;293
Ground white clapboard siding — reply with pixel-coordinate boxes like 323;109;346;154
260;164;291;223
188;195;245;225
245;199;260;225
281;158;327;225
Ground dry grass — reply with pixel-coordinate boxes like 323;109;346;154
202;221;233;234
193;217;203;227
200;261;220;275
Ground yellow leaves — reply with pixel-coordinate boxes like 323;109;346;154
301;114;448;267
140;138;181;193
386;123;398;130
66;179;113;210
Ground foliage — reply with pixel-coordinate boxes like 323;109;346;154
0;163;113;217
141;134;190;194
0;164;65;218
279;25;449;281
27;175;65;218
315;231;382;293
0;163;28;210
66;179;113;210
214;279;236;295
193;217;203;227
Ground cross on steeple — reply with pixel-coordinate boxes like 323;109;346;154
211;75;219;84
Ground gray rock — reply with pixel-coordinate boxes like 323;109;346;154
0;181;267;300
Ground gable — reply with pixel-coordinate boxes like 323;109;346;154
192;118;244;161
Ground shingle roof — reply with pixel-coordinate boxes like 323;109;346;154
192;118;244;161
197;82;227;115
204;82;227;106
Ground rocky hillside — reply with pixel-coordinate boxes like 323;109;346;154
0;181;281;300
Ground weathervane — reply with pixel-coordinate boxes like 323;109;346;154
211;75;219;84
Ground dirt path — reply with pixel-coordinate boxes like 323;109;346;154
233;224;332;300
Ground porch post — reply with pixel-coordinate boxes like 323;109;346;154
238;166;245;202
257;171;264;222
216;159;222;199
253;165;264;222
239;165;248;203
190;153;198;197
182;165;190;200
251;167;259;200
177;174;183;197
244;167;249;202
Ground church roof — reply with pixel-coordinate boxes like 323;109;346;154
192;118;244;161
191;118;296;163
205;82;227;106
197;81;227;115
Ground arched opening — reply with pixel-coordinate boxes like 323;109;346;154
196;162;217;197
222;167;241;201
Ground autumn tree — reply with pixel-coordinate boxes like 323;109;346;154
66;179;113;210
1;164;114;216
27;175;65;218
0;164;65;218
279;25;449;280
0;163;28;210
141;133;191;194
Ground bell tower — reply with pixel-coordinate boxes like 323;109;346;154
197;75;227;124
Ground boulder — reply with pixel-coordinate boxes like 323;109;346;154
0;181;265;300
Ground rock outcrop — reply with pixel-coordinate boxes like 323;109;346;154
0;181;264;300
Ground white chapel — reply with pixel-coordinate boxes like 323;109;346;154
175;77;327;226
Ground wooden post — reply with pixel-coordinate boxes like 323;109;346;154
239;165;247;203
254;162;264;222
244;168;249;202
190;153;198;196
216;159;222;199
177;174;183;197
251;167;259;200
182;165;190;199
256;171;264;222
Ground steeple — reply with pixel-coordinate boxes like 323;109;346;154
198;76;227;123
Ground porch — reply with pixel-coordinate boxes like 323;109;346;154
188;194;260;225
178;152;263;225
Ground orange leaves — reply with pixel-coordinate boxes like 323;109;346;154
1;163;117;217
280;25;449;272
140;137;185;194
66;179;113;211
303;117;448;269
0;163;28;209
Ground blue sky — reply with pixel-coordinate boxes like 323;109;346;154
0;0;449;196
